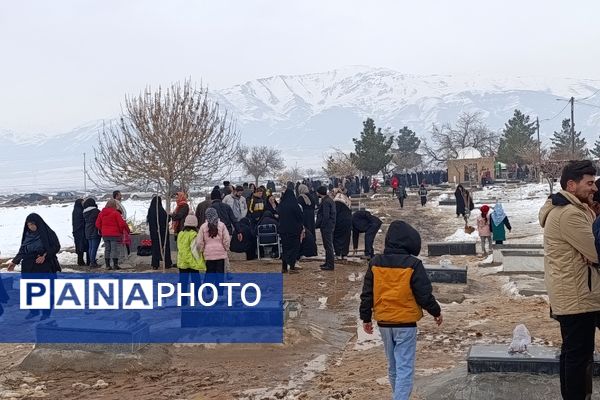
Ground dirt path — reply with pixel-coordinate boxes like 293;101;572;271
0;189;579;399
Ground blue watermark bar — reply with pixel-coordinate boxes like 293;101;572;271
0;273;283;344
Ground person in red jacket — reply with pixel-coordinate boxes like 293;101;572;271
96;199;129;270
390;175;399;197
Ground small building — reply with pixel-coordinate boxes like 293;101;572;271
447;147;495;186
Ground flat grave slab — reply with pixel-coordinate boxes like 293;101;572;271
493;244;544;263
428;242;477;256
502;250;544;273
180;301;283;328
438;199;457;206
468;344;600;375
425;264;467;284
36;318;150;352
509;275;547;296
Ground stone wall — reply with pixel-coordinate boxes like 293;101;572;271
447;157;496;185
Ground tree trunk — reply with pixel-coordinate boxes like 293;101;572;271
161;181;174;272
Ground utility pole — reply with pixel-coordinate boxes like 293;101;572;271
570;96;575;159
83;152;87;195
536;117;541;180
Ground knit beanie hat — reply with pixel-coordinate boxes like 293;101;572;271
211;187;222;200
205;207;219;225
184;214;198;228
317;186;328;196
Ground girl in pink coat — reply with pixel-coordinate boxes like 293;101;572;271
196;208;231;293
476;205;492;255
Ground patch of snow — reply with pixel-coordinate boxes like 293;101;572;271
317;297;327;310
480;254;494;264
455;147;482;160
56;251;78;265
348;272;364;282
444;228;479;243
501;280;522;298
376;377;390;386
354;318;382;351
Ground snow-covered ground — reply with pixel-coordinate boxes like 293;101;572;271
0;197;203;258
0;183;551;259
441;182;549;243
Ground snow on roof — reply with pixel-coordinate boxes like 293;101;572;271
455;147;482;160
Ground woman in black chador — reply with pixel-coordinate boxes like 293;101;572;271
147;196;173;270
8;213;61;320
72;199;89;266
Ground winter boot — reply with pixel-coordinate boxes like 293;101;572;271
77;252;85;266
112;258;121;270
105;258;113;271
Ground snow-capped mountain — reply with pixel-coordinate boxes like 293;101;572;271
2;66;600;193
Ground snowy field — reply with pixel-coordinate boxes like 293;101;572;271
0;197;204;259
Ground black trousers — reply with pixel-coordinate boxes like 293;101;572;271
320;229;335;268
398;197;404;208
364;222;382;258
280;233;300;270
420;197;427;206
205;259;225;294
151;233;173;268
556;312;596;400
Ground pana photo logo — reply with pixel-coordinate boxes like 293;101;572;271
20;278;262;310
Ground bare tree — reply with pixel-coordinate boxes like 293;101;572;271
305;168;317;179
92;79;240;212
422;112;499;162
322;148;358;177
238;145;285;186
277;164;304;185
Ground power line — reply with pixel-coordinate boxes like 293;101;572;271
579;87;600;101
540;100;571;122
575;101;600;110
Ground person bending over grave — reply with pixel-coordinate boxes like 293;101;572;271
539;160;600;400
490;202;511;245
333;189;352;260
360;220;442;400
352;210;382;259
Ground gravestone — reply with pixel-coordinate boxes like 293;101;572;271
428;242;477;256
468;344;600;375
36;318;150;353
438;199;457;206
493;243;544;264
502;250;545;273
425;264;467;284
180;300;283;328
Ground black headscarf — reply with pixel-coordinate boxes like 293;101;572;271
147;196;168;230
72;199;85;231
83;198;97;209
22;213;61;257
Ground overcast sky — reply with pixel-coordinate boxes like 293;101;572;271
1;0;599;134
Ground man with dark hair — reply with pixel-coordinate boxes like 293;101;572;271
316;186;336;270
112;190;126;219
539;160;600;400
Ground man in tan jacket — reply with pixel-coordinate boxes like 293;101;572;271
539;160;599;400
